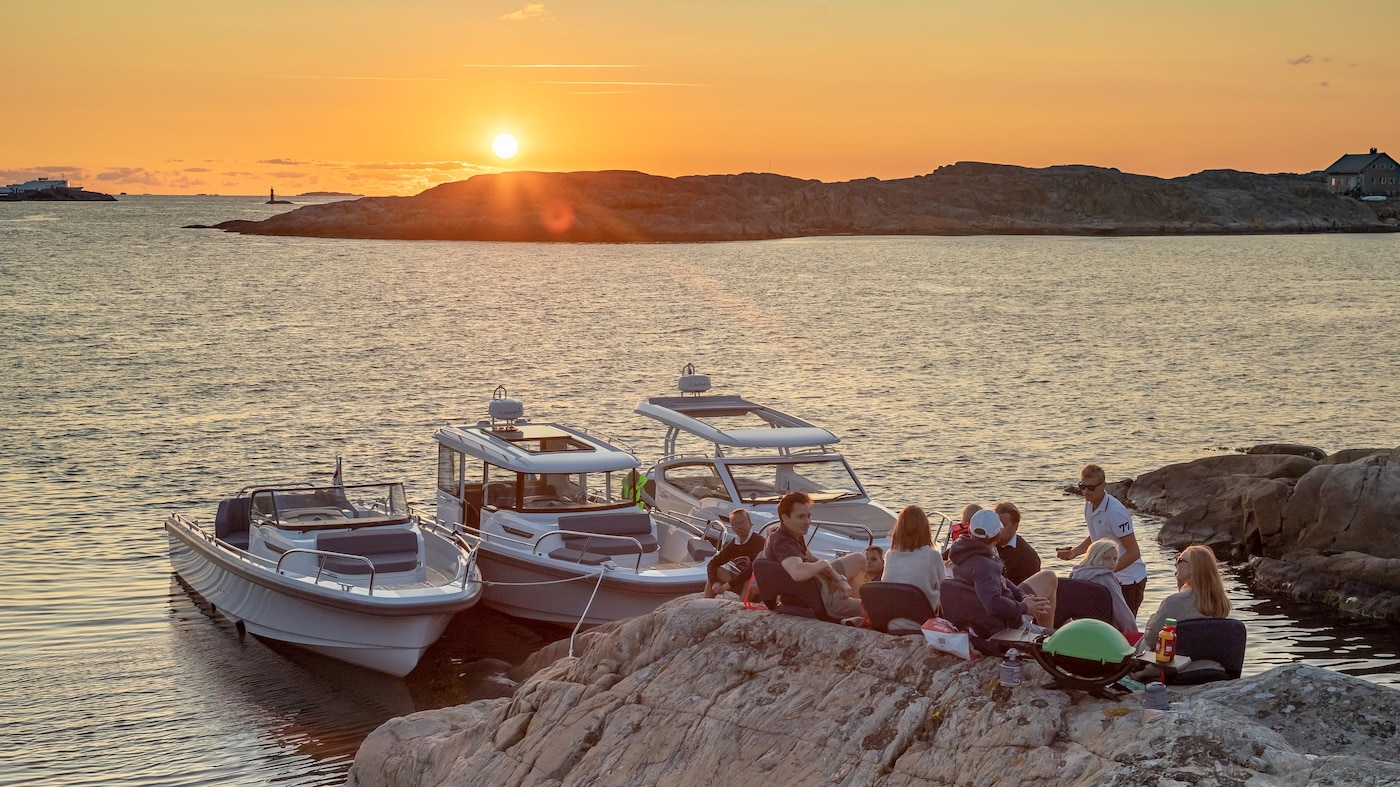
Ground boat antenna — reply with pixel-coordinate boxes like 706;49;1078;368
678;363;711;396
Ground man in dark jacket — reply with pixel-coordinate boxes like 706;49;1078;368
993;501;1041;585
704;508;766;598
947;509;1054;630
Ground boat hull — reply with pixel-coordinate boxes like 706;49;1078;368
475;544;706;626
166;518;480;676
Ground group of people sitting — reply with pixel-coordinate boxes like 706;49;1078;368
703;462;1234;659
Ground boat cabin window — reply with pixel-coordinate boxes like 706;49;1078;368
726;459;863;504
662;462;729;500
437;445;462;495
478;468;637;512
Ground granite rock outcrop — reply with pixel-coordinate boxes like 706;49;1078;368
1117;446;1400;620
209;165;1397;242
347;598;1400;787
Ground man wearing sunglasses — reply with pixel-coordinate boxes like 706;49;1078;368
1055;463;1148;614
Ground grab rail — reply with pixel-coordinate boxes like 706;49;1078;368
531;529;646;572
276;548;379;593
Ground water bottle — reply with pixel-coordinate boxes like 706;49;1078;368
1000;648;1023;687
1143;681;1170;710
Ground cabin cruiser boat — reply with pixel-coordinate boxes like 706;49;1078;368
165;475;482;677
636;368;897;558
432;387;713;626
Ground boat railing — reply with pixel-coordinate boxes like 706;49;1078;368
565;423;637;456
930;510;955;549
531;529;646;572
276;548;380;593
756;518;876;549
648;507;714;539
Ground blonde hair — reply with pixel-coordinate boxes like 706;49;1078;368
891;505;933;552
1080;538;1119;569
1178;545;1231;618
1080;464;1106;484
959;503;982;523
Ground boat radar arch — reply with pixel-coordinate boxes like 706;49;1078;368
487;385;526;431
678;363;711;396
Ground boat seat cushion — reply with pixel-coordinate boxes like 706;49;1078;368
548;547;611;566
557;512;659;555
317;531;420;574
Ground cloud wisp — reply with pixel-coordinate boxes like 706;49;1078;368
501;3;554;22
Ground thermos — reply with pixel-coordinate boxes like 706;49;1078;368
1144;681;1170;710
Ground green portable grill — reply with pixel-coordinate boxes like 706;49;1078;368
1029;618;1136;699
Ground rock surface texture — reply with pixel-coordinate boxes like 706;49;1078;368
210;165;1397;242
347;598;1400;787
1120;446;1400;621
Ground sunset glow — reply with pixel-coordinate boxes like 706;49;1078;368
2;2;1397;195
492;134;520;160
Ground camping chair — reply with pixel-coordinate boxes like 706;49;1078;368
751;557;834;621
935;580;1007;655
1054;578;1116;628
1171;618;1247;685
861;582;936;635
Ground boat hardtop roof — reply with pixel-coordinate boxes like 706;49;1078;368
635;394;840;449
434;421;640;474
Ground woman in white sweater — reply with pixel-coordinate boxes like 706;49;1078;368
880;505;946;612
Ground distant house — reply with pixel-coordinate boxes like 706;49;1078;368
1324;148;1400;197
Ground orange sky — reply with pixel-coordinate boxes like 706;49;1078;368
3;1;1396;196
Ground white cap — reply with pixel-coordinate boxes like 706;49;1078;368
969;509;1003;539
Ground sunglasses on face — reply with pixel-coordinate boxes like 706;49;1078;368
1078;482;1103;491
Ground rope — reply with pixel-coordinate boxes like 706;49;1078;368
481;572;606;587
569;566;610;658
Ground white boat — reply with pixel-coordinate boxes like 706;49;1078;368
165;476;482;677
431;387;713;626
635;367;897;558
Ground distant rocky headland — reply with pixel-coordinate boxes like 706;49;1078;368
205;163;1398;242
1;185;115;202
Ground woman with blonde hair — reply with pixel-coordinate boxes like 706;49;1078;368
1142;544;1232;650
1067;539;1139;636
880;505;946;612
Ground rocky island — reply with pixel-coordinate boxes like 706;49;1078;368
208;163;1397;242
1105;444;1400;622
347;598;1400;786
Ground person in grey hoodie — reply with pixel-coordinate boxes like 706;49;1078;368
1067;539;1139;636
947;509;1054;630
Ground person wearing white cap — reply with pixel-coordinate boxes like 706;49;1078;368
947;508;1058;629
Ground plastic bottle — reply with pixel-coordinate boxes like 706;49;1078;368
1155;618;1177;663
1000;648;1023;687
1143;681;1170;710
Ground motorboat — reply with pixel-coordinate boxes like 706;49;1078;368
165;473;482;677
635;367;896;558
431;387;713;626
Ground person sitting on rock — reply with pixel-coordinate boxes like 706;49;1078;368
1142;544;1231;651
1067;539;1140;637
941;503;982;562
704;508;766;598
993;501;1042;585
880;505;946;612
948;509;1057;630
762;491;864;619
863;545;885;582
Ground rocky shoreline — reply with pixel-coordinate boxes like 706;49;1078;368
1102;444;1400;621
204;163;1399;243
347;598;1400;786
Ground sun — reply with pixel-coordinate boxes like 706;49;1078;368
492;133;519;159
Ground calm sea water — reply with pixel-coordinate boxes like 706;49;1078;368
1;196;1397;786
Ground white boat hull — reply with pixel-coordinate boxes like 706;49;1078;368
166;518;481;676
474;543;706;626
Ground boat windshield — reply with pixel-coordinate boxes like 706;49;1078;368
724;458;865;504
249;483;410;528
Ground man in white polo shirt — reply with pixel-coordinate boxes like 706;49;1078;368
1055;463;1148;614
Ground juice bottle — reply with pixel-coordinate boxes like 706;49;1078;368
1155;618;1177;663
